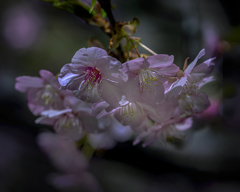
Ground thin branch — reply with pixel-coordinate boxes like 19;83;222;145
98;0;125;62
98;0;116;33
130;40;141;57
126;39;130;61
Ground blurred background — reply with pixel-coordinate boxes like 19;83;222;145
0;0;240;191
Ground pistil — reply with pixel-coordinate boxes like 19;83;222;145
82;67;102;93
36;84;60;106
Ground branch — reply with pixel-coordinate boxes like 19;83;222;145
97;0;116;33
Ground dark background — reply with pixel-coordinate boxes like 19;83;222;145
0;0;240;191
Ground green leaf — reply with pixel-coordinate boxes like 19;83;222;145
89;0;97;13
101;8;107;18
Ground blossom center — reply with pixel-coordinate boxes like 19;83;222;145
183;74;203;94
138;69;159;92
179;94;205;116
119;101;144;123
36;84;60;106
55;113;82;132
83;67;102;92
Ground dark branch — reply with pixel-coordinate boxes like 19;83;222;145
98;0;116;33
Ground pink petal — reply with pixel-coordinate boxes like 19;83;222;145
27;88;64;116
140;103;160;122
71;47;108;67
55;122;85;141
97;116;111;130
198;76;215;88
175;118;193;131
41;109;72;118
96;107;120;119
73;86;102;103
109;117;133;142
191;57;215;77
92;101;109;116
133;131;150;146
184;49;205;75
113;103;148;130
27;88;45;115
58;63;87;90
96;56;128;82
141;79;164;106
123;77;142;102
154;63;179;78
147;54;174;68
193;92;210;113
81;116;108;133
15;76;44;92
35;116;56;125
122;57;145;75
142;133;158;147
39;69;59;89
156;97;179;122
63;96;92;115
167;77;187;99
192;57;215;72
99;79;124;108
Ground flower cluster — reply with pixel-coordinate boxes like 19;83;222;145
16;47;214;147
15;68;132;149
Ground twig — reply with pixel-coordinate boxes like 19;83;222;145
98;0;116;33
130;40;141;57
126;39;130;61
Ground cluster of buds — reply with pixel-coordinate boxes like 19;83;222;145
16;47;214;148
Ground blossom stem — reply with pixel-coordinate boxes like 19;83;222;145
139;42;157;55
126;38;130;61
130;40;141;57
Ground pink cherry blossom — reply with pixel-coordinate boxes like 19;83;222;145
96;94;156;132
133;117;193;147
58;47;127;107
163;49;214;117
87;116;133;150
169;49;215;96
178;92;211;116
36;95;111;141
15;70;70;115
122;54;179;106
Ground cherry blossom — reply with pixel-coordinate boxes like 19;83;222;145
15;70;70;115
36;95;111;141
169;49;215;96
133;117;193;147
122;54;179;106
58;47;127;107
